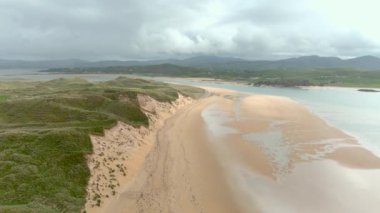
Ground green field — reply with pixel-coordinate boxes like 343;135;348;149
0;77;203;212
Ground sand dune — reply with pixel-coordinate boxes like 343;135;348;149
86;88;380;213
100;96;245;212
85;94;193;212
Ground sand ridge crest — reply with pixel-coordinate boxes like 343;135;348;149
85;93;193;212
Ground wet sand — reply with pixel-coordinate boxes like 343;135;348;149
87;87;380;213
201;88;380;213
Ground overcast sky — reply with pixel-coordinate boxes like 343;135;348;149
1;0;380;60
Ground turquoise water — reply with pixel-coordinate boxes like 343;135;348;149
163;78;380;156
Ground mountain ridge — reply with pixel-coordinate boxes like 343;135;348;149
1;55;380;71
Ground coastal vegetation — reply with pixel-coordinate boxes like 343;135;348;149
0;95;7;102
44;64;380;88
0;77;203;212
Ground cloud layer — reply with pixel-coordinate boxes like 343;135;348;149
1;0;380;60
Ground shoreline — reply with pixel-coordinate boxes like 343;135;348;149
199;88;380;212
188;80;380;158
85;86;380;213
202;85;380;158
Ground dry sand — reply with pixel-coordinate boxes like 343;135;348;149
85;94;193;212
85;87;380;213
101;96;244;213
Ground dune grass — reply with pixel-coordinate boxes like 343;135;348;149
0;95;7;102
0;77;203;212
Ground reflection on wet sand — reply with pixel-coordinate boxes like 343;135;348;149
201;88;380;213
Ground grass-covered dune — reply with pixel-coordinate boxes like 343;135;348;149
0;77;203;212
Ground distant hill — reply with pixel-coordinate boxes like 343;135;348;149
2;55;380;71
0;56;246;69
0;59;88;69
188;55;380;71
254;55;380;70
345;56;380;70
44;63;206;77
179;56;246;66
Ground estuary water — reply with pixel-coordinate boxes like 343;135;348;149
162;78;380;157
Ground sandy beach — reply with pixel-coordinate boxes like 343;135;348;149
86;87;380;213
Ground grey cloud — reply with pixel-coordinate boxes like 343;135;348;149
0;0;379;60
